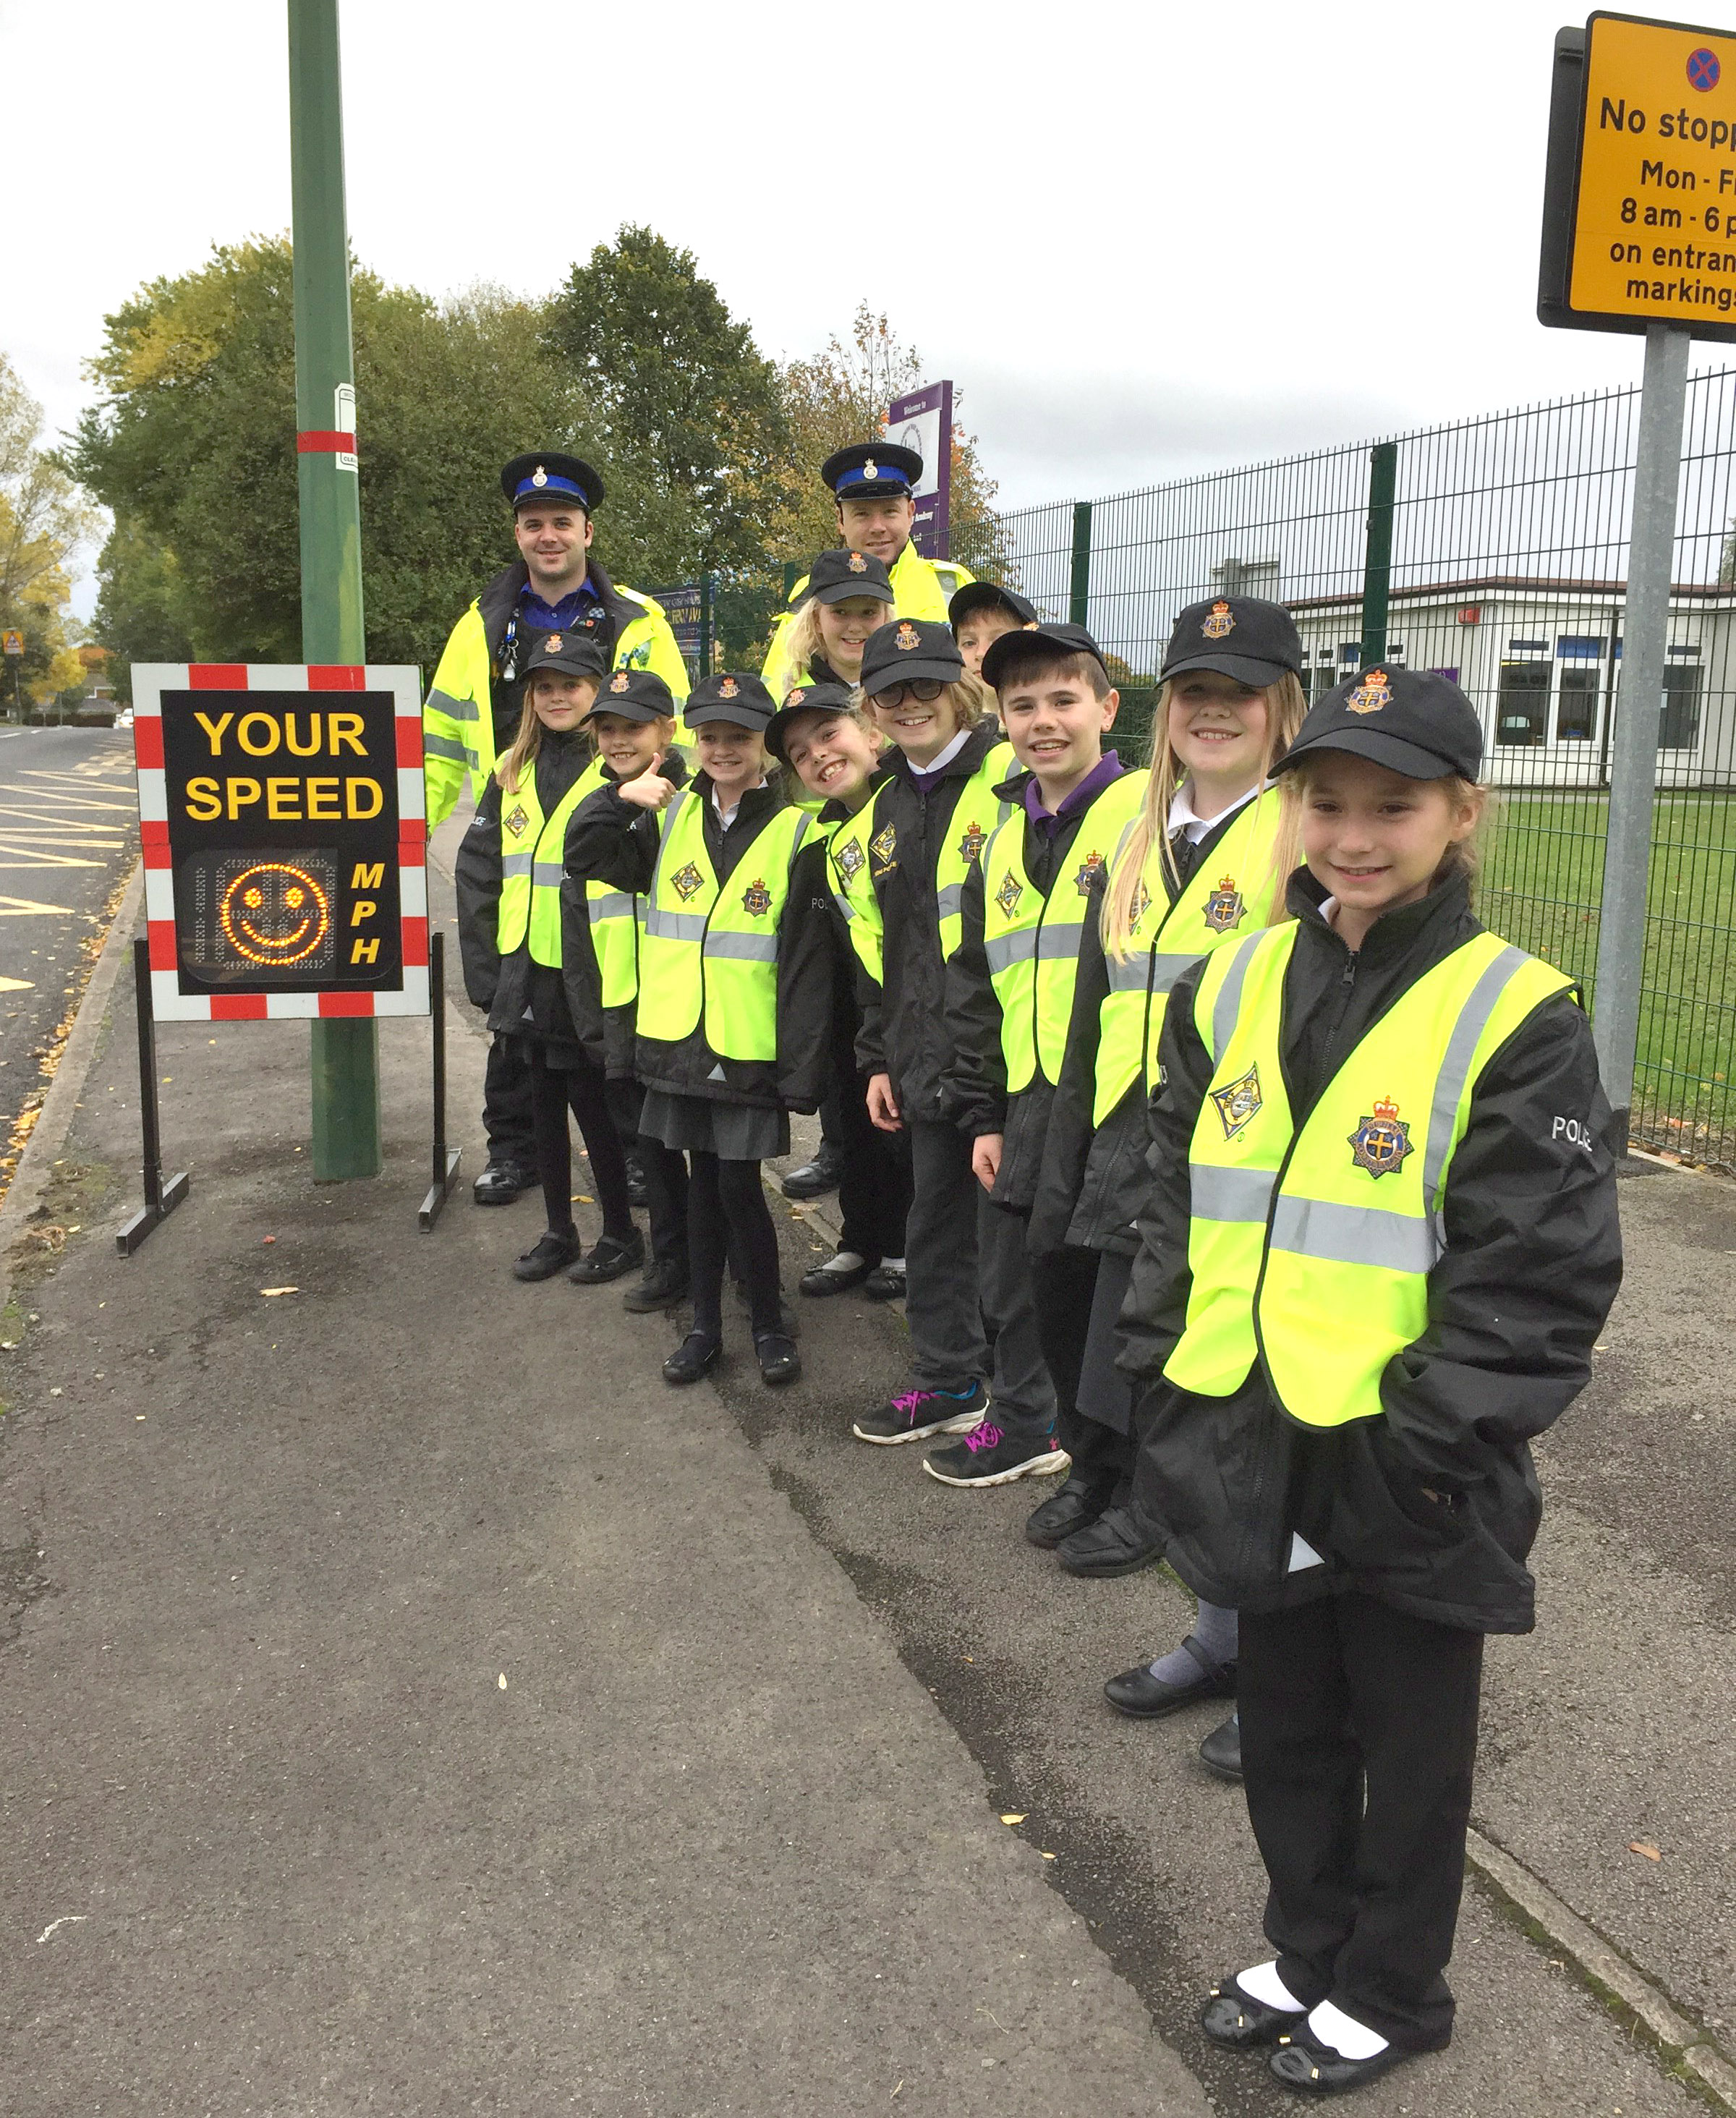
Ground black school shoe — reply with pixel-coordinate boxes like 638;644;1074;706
1025;1476;1113;1548
799;1249;874;1297
514;1230;582;1281
622;1257;690;1313
1201;1974;1307;2050
1199;1712;1243;1782
569;1229;645;1284
1269;2028;1415;2095
1103;1638;1237;1719
663;1332;722;1386
474;1160;534;1206
754;1331;801;1386
861;1262;906;1301
780;1143;842;1199
1055;1503;1165;1578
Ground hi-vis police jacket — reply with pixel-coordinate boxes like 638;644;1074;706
760;541;975;701
422;558;689;828
1116;867;1622;1634
1029;786;1289;1261
565;770;833;1112
941;761;1145;1212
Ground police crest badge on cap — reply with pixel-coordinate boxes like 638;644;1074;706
1202;600;1235;639
718;676;739;698
545;634;563;652
895;622;920;650
1347;668;1393;714
786;686;807;707
848;551;867;572
532;466;548;488
861;459;877;481
610;671;630;693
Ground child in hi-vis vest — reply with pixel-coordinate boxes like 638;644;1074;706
566;673;831;1390
1026;597;1307;1784
454;633;641;1285
1118;668;1620;2093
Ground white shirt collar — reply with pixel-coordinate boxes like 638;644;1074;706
711;776;765;830
1168;778;1264;843
911;727;971;777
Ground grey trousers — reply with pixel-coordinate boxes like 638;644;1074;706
903;1118;1058;1440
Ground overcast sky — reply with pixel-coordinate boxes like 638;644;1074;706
7;0;1729;615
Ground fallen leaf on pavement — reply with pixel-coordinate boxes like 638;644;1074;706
259;1287;299;1298
999;1813;1026;1825
1628;1841;1662;1860
497;1672;508;1690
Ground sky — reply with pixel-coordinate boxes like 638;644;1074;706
6;0;1732;617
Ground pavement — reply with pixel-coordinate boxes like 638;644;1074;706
0;825;1732;2114
0;725;138;1196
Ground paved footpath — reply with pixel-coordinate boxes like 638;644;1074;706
0;844;1730;2114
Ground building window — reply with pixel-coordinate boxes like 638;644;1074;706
1556;635;1605;659
1556;667;1600;741
1497;661;1550;746
1659;663;1702;749
1338;642;1361;665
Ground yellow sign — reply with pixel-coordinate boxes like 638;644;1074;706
1569;12;1736;327
1;631;22;656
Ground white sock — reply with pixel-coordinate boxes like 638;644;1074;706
878;1256;905;1272
820;1250;866;1274
1307;2000;1390;2060
1235;1961;1306;2012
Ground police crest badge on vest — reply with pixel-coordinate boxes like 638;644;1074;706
672;861;706;901
1074;849;1106;897
869;821;897;870
1348;1095;1413;1177
1203;875;1244;932
1211;1066;1262;1139
505;804;530;840
741;877;773;917
956;819;987;864
833;836;866;884
995;870;1024;919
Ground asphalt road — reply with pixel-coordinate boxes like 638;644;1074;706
0;724;138;1168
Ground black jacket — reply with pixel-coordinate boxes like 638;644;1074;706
565;770;831;1113
477;554;648;755
854;724;1008;1121
941;763;1125;1212
1120;867;1622;1635
453;726;600;1060
1029;809;1255;1259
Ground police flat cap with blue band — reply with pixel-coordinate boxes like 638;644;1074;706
521;631;610;683
500;451;606;514
580;667;678;726
1275;666;1484;783
949;580;1039;630
859;618;964;697
765;681;859;764
980;618;1110;690
800;548;896;607
821;441;924;501
684;671;777;730
1161;595;1305;690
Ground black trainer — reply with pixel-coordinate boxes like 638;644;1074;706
923;1424;1071;1489
853;1382;987;1445
514;1229;582;1282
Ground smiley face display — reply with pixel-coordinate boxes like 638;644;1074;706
217;860;333;967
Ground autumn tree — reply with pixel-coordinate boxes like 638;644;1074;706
0;353;100;710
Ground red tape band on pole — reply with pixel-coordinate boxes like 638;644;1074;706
297;430;357;453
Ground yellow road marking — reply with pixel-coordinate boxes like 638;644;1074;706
0;894;82;915
0;975;33;991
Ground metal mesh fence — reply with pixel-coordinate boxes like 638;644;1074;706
953;373;1736;1168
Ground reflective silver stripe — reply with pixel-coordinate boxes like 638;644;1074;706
1269;1194;1439;1275
500;852;535;879
1209;933;1268;1062
532;859;565;887
647;789;694;907
703;931;778;963
1037;921;1084;959
589;890;632;920
984;930;1039;974
1189;1163;1277;1222
423;733;473;765
644;905;706;941
831;890;856;923
1422;944;1528;1209
936;882;965;919
1106;953;1149;992
788;813;814;859
1151;948;1205;995
427;687;480;724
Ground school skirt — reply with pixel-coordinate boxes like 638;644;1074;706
639;1088;790;1163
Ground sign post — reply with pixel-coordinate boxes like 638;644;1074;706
886;380;954;559
2;629;21;723
289;0;379;1178
1537;9;1736;1151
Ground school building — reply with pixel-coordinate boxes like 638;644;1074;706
1284;577;1736;790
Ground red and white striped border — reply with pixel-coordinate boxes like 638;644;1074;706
130;663;428;1021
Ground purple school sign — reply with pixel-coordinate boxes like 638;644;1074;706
886;380;953;560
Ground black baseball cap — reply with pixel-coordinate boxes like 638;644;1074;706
521;631;609;685
801;548;896;608
949;581;1039;631
1275;666;1484;783
580;667;677;726
501;451;605;514
859;618;964;697
981;620;1109;692
684;671;776;731
1161;595;1303;689
822;441;923;501
765;681;859;764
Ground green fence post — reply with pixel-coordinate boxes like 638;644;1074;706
1069;501;1092;626
1359;442;1397;673
289;0;380;1181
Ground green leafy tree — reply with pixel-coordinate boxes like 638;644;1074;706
0;352;101;712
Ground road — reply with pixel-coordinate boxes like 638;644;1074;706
0;724;138;1181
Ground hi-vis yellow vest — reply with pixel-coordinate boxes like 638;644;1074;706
497;756;607;966
422;589;690;827
982;768;1149;1094
1094;790;1287;1125
826;802;883;984
1162;924;1572;1427
761;540;977;697
584;749;695;1011
637;790;813;1062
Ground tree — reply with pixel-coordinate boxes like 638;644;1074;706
0;352;100;712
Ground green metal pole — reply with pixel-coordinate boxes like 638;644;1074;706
1359;441;1397;673
289;0;380;1180
699;571;714;681
1068;501;1093;626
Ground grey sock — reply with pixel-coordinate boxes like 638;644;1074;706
1145;1600;1238;1685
